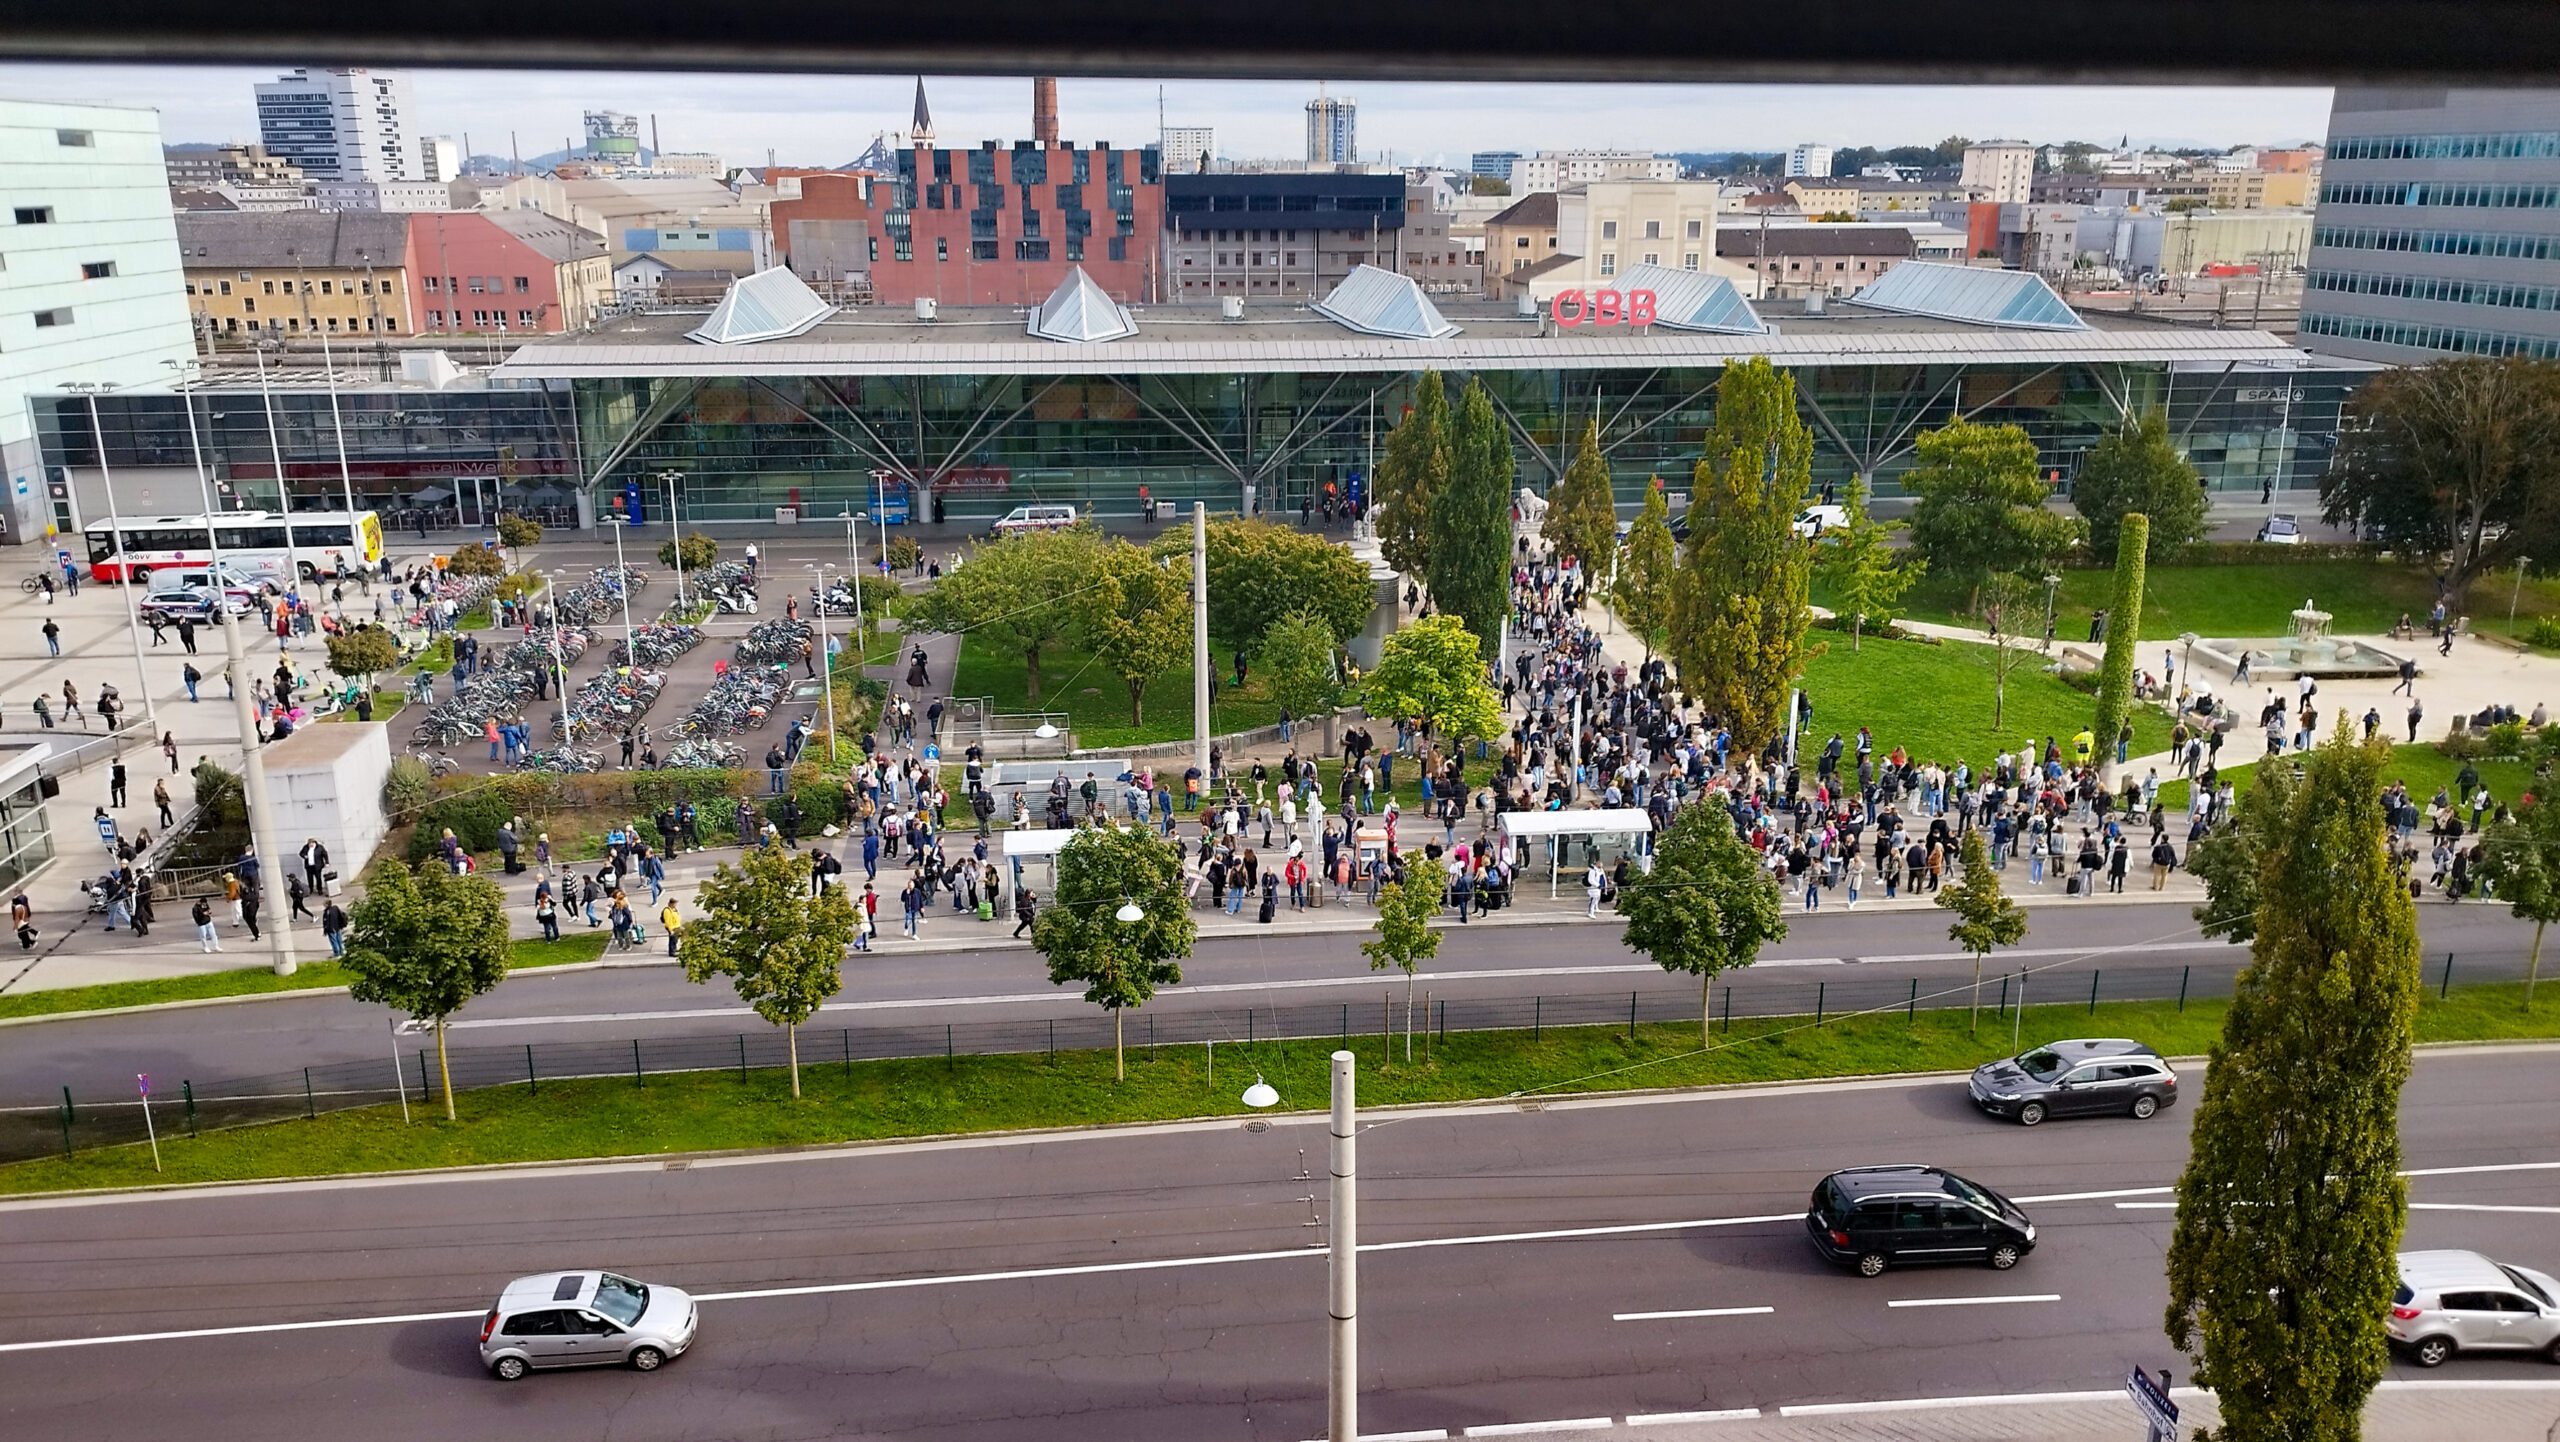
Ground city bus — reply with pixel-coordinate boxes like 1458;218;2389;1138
83;510;385;585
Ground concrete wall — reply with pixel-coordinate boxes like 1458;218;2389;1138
265;720;392;884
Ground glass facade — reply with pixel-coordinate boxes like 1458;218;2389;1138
0;761;55;897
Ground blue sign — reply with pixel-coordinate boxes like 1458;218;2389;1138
2127;1369;2178;1435
622;480;646;526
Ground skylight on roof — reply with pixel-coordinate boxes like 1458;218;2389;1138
1612;263;1766;335
1846;261;2085;331
686;266;836;345
1312;264;1460;341
1026;267;1139;343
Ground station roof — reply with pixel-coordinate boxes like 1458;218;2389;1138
501;296;2371;380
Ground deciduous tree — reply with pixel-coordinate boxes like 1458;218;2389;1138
1542;419;1620;576
1812;475;1924;651
1374;370;1450;581
678;841;858;1097
2074;410;2209;560
1258;609;1342;723
495;511;542;567
1077;539;1192;726
1363;614;1503;747
324;625;401;695
2470;792;2560;1008
1616;805;1786;1047
910;527;1097;703
1429;378;1516;658
1980;571;2039;731
1031;826;1196;1080
2165;727;2419;1442
1902;418;2081;611
2091;513;2149;785
2187;761;2296;944
1363;864;1444;1062
1610;480;1677;660
2321;355;2560;602
1938;828;2025;1034
1149;518;1376;653
1668;356;1816;752
344;861;513;1120
655;533;720;570
443;542;504;578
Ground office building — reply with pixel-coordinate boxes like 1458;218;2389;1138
422;135;460;183
1508;150;1680;195
1162;172;1400;300
2301;87;2560;362
254;67;423;183
1961;140;2037;205
1307;93;1357;165
176;210;413;344
1471;151;1521;181
1785;144;1834;178
1162;126;1214;178
164;142;306;192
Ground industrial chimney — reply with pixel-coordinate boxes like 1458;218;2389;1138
1033;77;1059;144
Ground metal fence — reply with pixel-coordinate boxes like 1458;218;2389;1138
1;947;2535;1165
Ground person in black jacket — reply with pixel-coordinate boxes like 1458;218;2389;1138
1012;886;1038;938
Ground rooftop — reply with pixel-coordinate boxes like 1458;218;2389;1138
174;210;410;268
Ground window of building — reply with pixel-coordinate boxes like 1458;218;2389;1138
1790;261;1802;271
317;279;331;294
514;277;530;293
1599;252;1615;276
1516;236;1530;249
1683;252;1700;270
1836;261;1847;270
326;317;338;331
972;239;998;261
1065;237;1084;261
1687;219;1703;239
258;279;273;294
472;309;489;325
936;237;948;261
1602;220;1618;239
32;308;69;327
1285;251;1298;266
468;277;485;293
287;317;299;332
75;259;117;281
1643;220;1661;239
868;236;879;264
1016;239;1050;261
55;129;92;147
224;317;239;333
1108;236;1127;262
242;297;255;313
429;309;443;326
424;275;439;292
1643;252;1659;266
518;310;535;326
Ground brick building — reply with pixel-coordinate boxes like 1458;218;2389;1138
406;209;611;335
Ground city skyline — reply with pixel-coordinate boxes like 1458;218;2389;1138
0;64;2330;169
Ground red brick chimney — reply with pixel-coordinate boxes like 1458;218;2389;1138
1032;76;1059;145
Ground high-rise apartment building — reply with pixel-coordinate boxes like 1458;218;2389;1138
1162;127;1214;177
2301;87;2560;362
422;136;460;183
1306;93;1357;165
1786;143;1834;178
1960;140;2037;204
1471;151;1521;180
254;68;423;184
1507;150;1679;195
0;99;197;545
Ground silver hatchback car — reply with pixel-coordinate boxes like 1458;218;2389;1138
2389;1249;2560;1367
478;1271;698;1379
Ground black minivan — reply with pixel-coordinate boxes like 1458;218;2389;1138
1805;1165;2038;1277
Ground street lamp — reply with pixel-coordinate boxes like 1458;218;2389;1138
310;281;367;573
249;338;307;595
809;563;840;763
2041;573;2063;654
604;498;637;659
63;382;160;734
1240;1074;1278;1108
1326;1050;1357;1442
162;360;231;579
1114;897;1145;923
659;470;689;607
2512;557;2533;635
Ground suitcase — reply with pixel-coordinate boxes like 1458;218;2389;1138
2066;875;2082;896
1258;895;1277;923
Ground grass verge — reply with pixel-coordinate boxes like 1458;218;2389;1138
7;978;2551;1195
0;932;611;1021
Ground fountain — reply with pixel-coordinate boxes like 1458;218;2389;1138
2196;597;2410;681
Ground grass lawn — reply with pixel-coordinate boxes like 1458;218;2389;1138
1799;632;2172;772
1820;561;2560;644
950;633;1281;750
2163;742;2546;814
0;932;611;1021
7;978;2550;1195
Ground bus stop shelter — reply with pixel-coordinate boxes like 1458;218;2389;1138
1498;809;1655;899
998;826;1080;896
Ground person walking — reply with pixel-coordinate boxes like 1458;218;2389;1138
192;896;220;953
182;662;201;702
108;760;127;809
2150;836;2177;891
160;730;178;774
319;898;348;958
2393;655;2417;696
40;617;59;657
10;892;34;948
239;881;263;941
1012;884;1038;938
534;889;560;942
2408;697;2425;744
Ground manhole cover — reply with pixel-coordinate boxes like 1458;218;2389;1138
1243;1120;1270;1133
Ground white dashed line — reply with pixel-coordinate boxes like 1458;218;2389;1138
1624;1410;1762;1425
1612;1306;1775;1321
1462;1421;1615;1437
1884;1293;2061;1309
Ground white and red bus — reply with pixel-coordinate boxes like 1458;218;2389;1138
84;510;386;585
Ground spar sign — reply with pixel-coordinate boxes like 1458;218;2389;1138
1551;288;1658;326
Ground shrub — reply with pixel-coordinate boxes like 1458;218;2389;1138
657;534;719;570
2437;730;2486;760
192;757;247;829
382;755;433;818
444;543;504;578
495;512;542;553
325;625;401;683
493;572;541;603
2529;615;2560;650
2486;719;2528;758
885;535;922;572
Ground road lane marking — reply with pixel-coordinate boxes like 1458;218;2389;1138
2404;1161;2560;1179
1884;1294;2060;1309
2410;1202;2560;1215
1613;1307;1774;1321
0;1309;482;1354
2015;1186;2173;1203
2115;1202;2179;1209
1463;1420;1614;1437
1779;1389;2180;1416
1297;1431;1449;1442
1625;1411;1761;1424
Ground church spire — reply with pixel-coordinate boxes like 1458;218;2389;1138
910;76;934;146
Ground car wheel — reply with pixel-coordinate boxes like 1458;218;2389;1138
2018;1101;2047;1127
2412;1335;2454;1368
1989;1243;2022;1271
1856;1253;1888;1278
2545;1335;2560;1365
491;1355;529;1381
629;1345;665;1371
2131;1094;2160;1120
128;567;150;586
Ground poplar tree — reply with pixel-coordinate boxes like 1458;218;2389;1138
1611;480;1677;659
2164;727;2420;1442
2091;512;2148;785
1429;378;1517;658
1374;370;1450;582
1542;419;1620;576
1668;357;1815;753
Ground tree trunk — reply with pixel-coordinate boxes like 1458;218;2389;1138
1114;1008;1126;1082
787;1022;801;1098
1702;969;1713;1050
1851;612;1862;653
1993;668;2007;730
2529;920;2547;1011
1968;952;1984;1036
436;1018;456;1122
1024;645;1043;704
1129;681;1146;727
1405;969;1416;1062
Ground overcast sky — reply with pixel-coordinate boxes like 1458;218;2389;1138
0;64;2333;166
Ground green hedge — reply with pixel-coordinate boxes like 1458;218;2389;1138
2063;540;2388;569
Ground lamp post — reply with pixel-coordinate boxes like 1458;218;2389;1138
544;569;573;750
249;338;307;595
605;497;637;659
839;503;866;642
1326;1049;1358;1442
658;470;689;607
1193;501;1210;781
2041;572;2063;654
161;360;231;579
811;562;840;763
2512;557;2533;635
219;605;298;975
65;382;160;735
312;286;366;576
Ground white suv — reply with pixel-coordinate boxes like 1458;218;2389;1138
989;503;1079;537
2389;1249;2560;1366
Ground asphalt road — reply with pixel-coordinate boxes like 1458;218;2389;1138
4;902;2546;1104
2;1045;2553;1442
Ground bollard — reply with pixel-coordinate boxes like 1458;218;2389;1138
2178;965;2190;1012
738;1033;749;1081
2089;969;2101;1015
1722;985;1733;1035
842;1028;852;1082
1908;978;1918;1023
1533;995;1541;1041
1998;976;2010;1017
1816;981;1826;1027
304;1067;315;1120
946;1024;955;1070
58;1087;73;1157
1342;1003;1350;1044
420;1049;433;1105
1629;990;1638;1039
526;1044;538;1095
632;1038;645;1088
61;1084;74;1126
1148;1014;1156;1063
1248;1008;1255;1046
183;1079;197;1139
2442;952;2454;999
1048;1018;1056;1059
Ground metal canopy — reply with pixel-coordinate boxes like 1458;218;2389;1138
687;266;838;345
1847;262;2087;332
1313;264;1461;341
1026;266;1140;344
1616;262;1767;335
